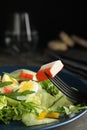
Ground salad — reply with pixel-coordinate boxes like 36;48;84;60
0;66;87;126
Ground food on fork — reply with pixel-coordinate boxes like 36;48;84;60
36;60;64;82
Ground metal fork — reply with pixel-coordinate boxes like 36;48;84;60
45;72;87;103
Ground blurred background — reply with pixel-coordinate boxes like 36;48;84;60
0;0;87;79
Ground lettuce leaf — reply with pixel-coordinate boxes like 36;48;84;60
40;79;59;96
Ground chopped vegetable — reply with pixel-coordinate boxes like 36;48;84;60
37;111;47;120
0;81;13;88
37;111;59;120
46;112;59;119
40;79;59;96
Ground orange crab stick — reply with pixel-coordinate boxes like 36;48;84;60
3;87;13;94
19;72;34;80
36;60;64;82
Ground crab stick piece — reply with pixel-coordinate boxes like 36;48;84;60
18;70;37;81
36;60;64;82
19;72;34;80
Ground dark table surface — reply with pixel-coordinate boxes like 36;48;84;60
53;113;87;130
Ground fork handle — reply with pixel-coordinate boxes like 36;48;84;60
64;64;87;79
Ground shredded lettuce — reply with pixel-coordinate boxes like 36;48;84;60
0;96;7;109
0;96;43;124
0;81;13;88
0;90;35;101
40;79;59;96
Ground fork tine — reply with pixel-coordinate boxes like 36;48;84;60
45;72;76;94
45;72;87;103
50;76;81;101
53;76;75;93
54;76;81;96
45;73;78;99
54;76;87;98
49;76;68;95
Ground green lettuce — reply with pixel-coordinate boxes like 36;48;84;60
40;79;59;96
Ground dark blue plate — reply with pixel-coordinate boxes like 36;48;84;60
0;66;87;130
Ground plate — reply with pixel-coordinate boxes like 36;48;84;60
0;66;87;130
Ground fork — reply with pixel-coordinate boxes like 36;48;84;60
45;72;87;104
